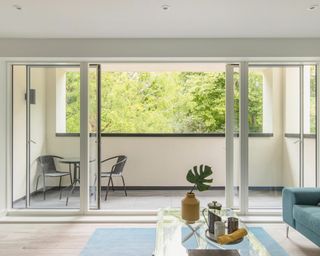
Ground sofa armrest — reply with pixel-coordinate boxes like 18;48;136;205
282;187;320;227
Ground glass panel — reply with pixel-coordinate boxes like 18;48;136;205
12;65;27;208
233;66;240;209
303;65;316;187
12;65;81;209
248;66;300;209
89;65;99;209
283;67;302;190
96;63;227;210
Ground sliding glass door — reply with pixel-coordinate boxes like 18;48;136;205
247;64;318;210
89;62;232;211
303;65;317;188
10;61;319;213
225;64;240;209
12;64;81;209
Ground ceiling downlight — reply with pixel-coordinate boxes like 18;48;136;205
307;4;319;11
13;4;22;10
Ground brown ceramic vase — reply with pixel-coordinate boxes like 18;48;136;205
181;192;200;223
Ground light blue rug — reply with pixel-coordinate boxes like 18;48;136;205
81;228;156;256
81;227;288;256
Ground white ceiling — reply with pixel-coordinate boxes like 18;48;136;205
1;0;320;38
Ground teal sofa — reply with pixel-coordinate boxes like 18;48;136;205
282;187;320;246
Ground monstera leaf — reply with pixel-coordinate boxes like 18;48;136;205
186;165;213;192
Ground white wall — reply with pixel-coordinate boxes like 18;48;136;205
283;67;302;187
262;69;273;133
284;68;300;134
1;39;320;58
12;66;27;200
248;68;283;187
29;68;48;192
304;139;316;187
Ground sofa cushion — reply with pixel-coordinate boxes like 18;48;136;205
293;205;320;235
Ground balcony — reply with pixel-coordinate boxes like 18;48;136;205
12;134;311;210
11;64;317;211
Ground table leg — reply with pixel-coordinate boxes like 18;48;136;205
69;164;73;184
71;164;77;194
66;163;81;206
182;223;202;243
182;223;225;250
65;163;77;205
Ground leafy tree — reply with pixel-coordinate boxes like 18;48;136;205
248;72;263;132
309;66;316;134
66;72;80;133
180;72;226;133
65;71;264;134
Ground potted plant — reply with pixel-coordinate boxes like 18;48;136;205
182;164;213;223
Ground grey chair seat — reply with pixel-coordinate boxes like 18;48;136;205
101;172;121;177
45;171;70;177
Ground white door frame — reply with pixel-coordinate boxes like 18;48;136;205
239;62;249;215
225;64;235;209
80;62;90;214
3;58;320;217
317;64;320;187
299;65;305;187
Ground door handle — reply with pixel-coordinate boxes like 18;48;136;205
30;140;37;144
293;139;301;144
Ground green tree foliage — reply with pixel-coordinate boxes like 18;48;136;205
182;72;226;133
248;72;263;132
310;66;316;134
66;72;80;133
65;71;264;133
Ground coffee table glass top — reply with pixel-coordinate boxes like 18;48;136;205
154;208;270;256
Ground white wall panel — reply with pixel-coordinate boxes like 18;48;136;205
0;39;320;58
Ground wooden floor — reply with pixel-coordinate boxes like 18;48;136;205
0;223;319;256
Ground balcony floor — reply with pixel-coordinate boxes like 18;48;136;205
13;188;282;210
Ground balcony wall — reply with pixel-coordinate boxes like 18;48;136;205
43;135;312;188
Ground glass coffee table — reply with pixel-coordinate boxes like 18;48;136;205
154;208;270;256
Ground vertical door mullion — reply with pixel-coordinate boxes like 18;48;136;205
26;66;31;208
239;62;249;215
316;64;320;187
80;62;89;214
97;64;101;210
8;64;13;210
299;66;304;188
225;64;234;208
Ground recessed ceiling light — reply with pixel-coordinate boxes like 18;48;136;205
161;4;170;11
307;4;319;11
13;4;22;10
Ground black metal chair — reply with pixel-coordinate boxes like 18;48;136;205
101;155;128;201
35;155;72;200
